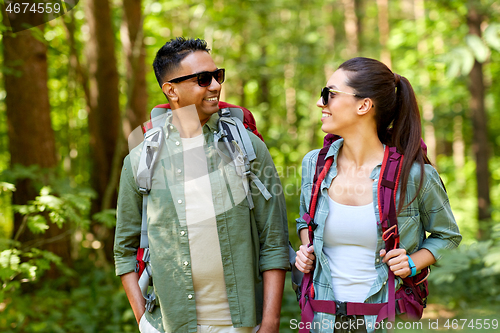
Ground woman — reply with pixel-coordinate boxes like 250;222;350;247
295;57;461;333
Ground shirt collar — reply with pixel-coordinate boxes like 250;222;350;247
164;111;220;134
323;137;385;181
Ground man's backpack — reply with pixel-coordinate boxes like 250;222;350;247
297;134;429;332
133;102;271;312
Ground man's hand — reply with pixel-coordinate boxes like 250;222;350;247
120;271;146;324
258;269;285;333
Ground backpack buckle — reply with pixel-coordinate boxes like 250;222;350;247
335;300;347;316
138;187;150;195
308;220;318;231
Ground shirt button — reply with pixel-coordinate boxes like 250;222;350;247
376;259;380;263
175;141;180;146
180;231;185;236
177;169;182;174
169;125;174;129
178;199;183;204
383;281;387;285
188;294;193;299
375;205;379;210
183;261;189;266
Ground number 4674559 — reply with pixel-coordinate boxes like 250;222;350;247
5;2;62;15
444;319;498;330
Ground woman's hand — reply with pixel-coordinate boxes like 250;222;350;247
295;245;316;273
380;248;411;278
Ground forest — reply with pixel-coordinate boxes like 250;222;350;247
1;0;500;332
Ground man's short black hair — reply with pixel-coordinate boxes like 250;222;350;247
153;37;210;88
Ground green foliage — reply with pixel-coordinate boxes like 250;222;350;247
0;265;137;333
429;223;500;309
12;186;92;232
92;209;117;228
0;181;94;305
0;244;63;304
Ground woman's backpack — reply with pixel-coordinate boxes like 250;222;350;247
297;134;430;332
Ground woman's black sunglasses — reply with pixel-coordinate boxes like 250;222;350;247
320;87;359;105
168;68;225;87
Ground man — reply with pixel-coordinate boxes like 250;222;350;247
114;37;289;333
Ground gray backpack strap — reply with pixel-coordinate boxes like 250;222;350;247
140;197;148;248
136;126;164;248
133;107;172;314
220;108;257;162
137;255;157;312
150;108;170;128
216;110;272;208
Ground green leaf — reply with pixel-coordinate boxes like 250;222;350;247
0;249;21;270
49;211;65;228
466;34;489;63
92;209;117;228
36;194;63;210
0;182;16;193
484;23;500;52
27;215;49;234
446;47;474;77
40;186;51;196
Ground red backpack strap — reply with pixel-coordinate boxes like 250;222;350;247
218;101;264;141
377;146;404;323
298;145;334;333
302;145;333;244
154;102;265;141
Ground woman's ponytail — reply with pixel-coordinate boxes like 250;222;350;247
391;74;429;213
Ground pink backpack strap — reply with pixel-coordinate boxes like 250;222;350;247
378;146;404;324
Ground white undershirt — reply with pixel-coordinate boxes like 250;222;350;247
322;197;378;302
182;134;232;325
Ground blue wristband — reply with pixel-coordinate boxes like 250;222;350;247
407;255;417;277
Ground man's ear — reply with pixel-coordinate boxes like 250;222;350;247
357;98;374;115
162;82;178;103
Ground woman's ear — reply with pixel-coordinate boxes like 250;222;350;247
162;82;178;103
357;98;374;115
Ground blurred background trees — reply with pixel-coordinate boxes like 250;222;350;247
1;0;500;332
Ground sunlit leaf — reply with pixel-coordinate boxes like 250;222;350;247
446;47;474;77
0;182;16;193
465;34;489;63
0;249;21;269
484;23;500;52
27;215;49;234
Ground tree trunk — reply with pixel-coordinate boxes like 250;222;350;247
467;5;491;240
3;25;72;275
121;0;148;138
376;0;391;68
84;0;121;213
414;0;437;163
453;115;465;185
85;0;121;264
342;0;359;57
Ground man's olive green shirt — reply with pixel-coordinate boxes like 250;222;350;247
114;113;289;333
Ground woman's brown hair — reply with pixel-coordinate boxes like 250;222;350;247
338;57;431;213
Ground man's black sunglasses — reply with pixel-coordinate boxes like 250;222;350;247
320;87;359;105
168;68;225;87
